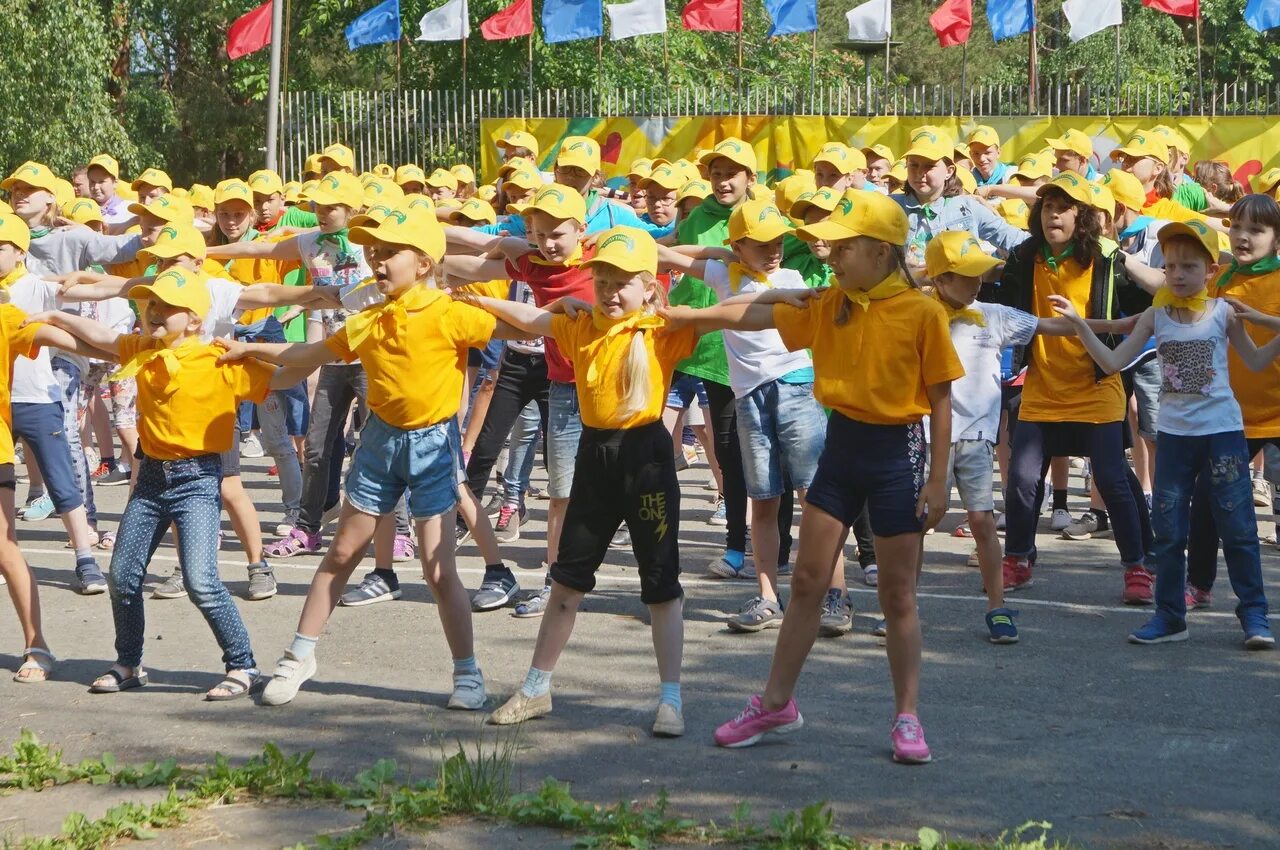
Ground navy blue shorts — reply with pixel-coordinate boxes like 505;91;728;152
805;413;926;538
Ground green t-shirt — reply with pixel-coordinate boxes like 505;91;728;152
671;197;733;386
269;207;318;342
1173;178;1208;213
780;235;832;289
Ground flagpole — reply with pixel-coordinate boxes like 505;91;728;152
597;35;604;91
527;31;534;108
961;40;968;95
1195;13;1204;115
1114;23;1121;112
265;0;284;171
461;36;468;99
810;29;817;104
1027;0;1039;114
396;36;402;89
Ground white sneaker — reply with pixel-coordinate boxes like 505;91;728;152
447;670;487;710
1253;478;1271;508
1049;508;1073;532
240;433;266;459
261;651;317;706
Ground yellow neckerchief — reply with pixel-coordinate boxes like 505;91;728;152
585;308;664;383
843;274;912;312
110;335;206;397
931;289;986;327
528;244;584;268
728;262;770;294
344;283;446;349
0;263;28;291
1153;287;1209;312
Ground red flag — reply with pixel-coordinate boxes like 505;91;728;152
227;0;273;60
929;0;972;47
1142;0;1199;16
481;0;534;40
681;0;742;32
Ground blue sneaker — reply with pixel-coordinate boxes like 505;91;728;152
20;495;55;522
871;617;887;637
1242;612;1275;650
985;608;1019;644
1128;615;1188;645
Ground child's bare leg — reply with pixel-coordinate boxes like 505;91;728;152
295;504;378;636
416;509;475;660
970;510;1004;611
875;533;924;717
221;475;264;564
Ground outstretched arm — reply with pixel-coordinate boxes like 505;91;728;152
656;244;715;279
32;324;116;361
660;300;777;336
206;235;300;261
442;254;511;283
214;338;336;373
236;284;340;310
1227;311;1280;371
25;311;124;357
469;296;554;338
1048;296;1155;374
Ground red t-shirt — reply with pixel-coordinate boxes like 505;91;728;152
505;248;597;383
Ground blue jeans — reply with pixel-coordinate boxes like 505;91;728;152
1153;431;1267;623
108;455;255;671
546;381;583;500
12;400;83;513
503;401;542;504
52;358;97;526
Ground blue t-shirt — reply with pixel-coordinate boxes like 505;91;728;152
474;193;668;238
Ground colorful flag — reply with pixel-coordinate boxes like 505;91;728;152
1142;0;1198;16
928;0;972;47
480;0;534;39
227;0;273;60
1245;0;1280;30
845;0;890;41
1063;0;1121;41
417;0;469;41
987;0;1032;41
606;0;668;40
346;0;401;49
763;0;817;36
543;0;604;42
681;0;741;31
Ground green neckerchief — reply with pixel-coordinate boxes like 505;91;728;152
1041;242;1075;273
919;196;947;221
316;228;351;257
28;226;52;239
1216;255;1280;291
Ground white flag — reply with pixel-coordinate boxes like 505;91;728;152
846;0;890;41
1063;0;1121;42
606;0;667;41
417;0;470;41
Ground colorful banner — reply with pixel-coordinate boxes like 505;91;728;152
480;115;1279;191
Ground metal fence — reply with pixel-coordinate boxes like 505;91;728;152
279;80;1280;177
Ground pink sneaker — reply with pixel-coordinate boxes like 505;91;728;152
392;534;415;563
714;695;804;748
1185;585;1212;610
891;714;932;764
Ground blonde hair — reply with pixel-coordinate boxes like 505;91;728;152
616;272;667;421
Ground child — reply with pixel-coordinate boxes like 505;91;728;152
217;209;495;709
32;266;275;699
967;126;1013;187
1051;220;1277;649
684;190;962;764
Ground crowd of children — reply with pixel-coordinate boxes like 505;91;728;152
1;120;1278;765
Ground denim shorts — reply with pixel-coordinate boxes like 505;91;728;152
546;380;583;500
735;379;826;499
1125;355;1161;442
345;413;461;519
666;372;709;410
946;439;996;513
277;383;309;437
12;401;83;513
806;414;926;538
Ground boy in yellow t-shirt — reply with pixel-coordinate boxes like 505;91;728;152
31;267;276;701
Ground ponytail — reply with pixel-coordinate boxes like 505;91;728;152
616;273;665;420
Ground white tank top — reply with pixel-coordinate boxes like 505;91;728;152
1153;298;1243;437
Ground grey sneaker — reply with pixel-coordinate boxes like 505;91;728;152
1062;510;1111;540
151;572;187;599
727;596;784;633
261;651;317;706
246;562;277;601
74;562;108;595
494;505;523;543
340;571;402;607
513;586;550;618
447;670;487;710
472;573;519;611
95;466;132;486
610;526;631;549
817;588;852;638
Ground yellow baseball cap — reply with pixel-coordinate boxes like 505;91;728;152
0;200;10;216
115;183;138;203
967;125;1002;149
303;154;324;176
956;167;977;194
189;184;215;211
477;184;498;202
953;143;972;163
451;164;476;185
889;159;908;183
349;203;396;228
503;165;543;192
248;170;285;196
904;126;956;162
319;143;356;171
673;158;702;184
139;223;208;261
498;131;540;158
1158;219;1218;261
583;226;658;276
699;137;757;174
1149;125;1191;156
425;168;459;191
53;179;75;209
1101;169;1146;212
132;168;173;193
395;164;427;187
1089;182;1116;215
213;179;253;207
350;208;446;262
2;161;59;194
129;193;194;224
677;180;711;203
556;136;602;173
1254;167;1280;194
812;143;867;175
129;266;212;317
283;181;303;204
797;190;908;246
1037;171;1094;207
1111;132;1169;165
449;197;498;225
627;158;654;180
862;143;895;164
371;163;394;179
925;230;1002;278
498;156;534;178
513;183;587;224
87;154;120;179
63;198;103;227
305;172;365;209
774;171;816;216
170;187;189;199
1045;129;1093;160
1013;151;1054;182
362;177;405;208
998;198;1030;229
789;187;841;220
0;213;31;251
643;163;685;193
403;193;437;216
727;198;792;244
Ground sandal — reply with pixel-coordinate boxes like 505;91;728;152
204;668;261;702
264;528;321;559
96;530;116;551
65;531;101;549
13;647;55;683
89;667;148;694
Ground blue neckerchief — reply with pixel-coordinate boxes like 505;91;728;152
1118;215;1155;243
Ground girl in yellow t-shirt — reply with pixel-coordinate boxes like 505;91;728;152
664;191;963;764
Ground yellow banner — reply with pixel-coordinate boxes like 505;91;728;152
481;116;1276;190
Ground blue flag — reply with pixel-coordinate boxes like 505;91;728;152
542;0;603;43
347;0;402;50
987;0;1032;41
1246;0;1280;32
764;0;817;36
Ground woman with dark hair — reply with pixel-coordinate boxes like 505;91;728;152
993;173;1153;606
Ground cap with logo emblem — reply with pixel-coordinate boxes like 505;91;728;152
582;226;658;276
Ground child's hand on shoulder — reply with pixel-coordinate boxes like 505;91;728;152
1047;294;1081;321
213;338;250;362
21;311;65;328
547;296;593;319
657;304;698;332
1224;297;1270;324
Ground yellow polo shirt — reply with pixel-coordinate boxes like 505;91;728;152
0;305;42;464
1209;264;1280;438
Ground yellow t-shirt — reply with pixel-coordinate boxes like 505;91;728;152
118;335;274;460
222;232;302;325
0;305;42;465
773;282;964;425
324;288;497;429
1018;254;1125;424
549;312;697;430
1143;198;1230;255
1209;265;1280;437
453;280;510;300
109;256;149;280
